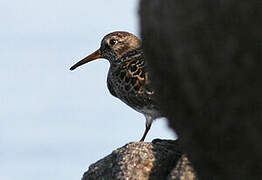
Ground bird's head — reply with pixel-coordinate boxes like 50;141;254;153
70;31;141;71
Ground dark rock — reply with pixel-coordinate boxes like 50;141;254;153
82;139;197;180
139;0;262;179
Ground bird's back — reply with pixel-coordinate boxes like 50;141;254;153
107;48;161;118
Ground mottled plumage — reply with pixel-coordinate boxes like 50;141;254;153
70;31;162;141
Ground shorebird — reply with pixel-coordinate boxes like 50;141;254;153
70;31;162;141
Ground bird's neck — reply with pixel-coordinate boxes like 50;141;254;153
110;48;143;66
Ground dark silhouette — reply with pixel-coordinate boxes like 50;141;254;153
140;0;262;179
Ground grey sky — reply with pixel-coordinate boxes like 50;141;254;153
1;0;175;179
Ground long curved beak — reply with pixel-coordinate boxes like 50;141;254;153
70;49;101;71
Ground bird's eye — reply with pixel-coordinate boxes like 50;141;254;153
109;39;117;45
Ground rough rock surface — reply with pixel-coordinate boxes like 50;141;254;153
139;0;262;179
82;139;197;180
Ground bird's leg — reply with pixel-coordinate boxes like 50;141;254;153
139;116;153;142
139;124;151;142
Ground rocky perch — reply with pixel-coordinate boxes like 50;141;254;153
82;139;197;180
